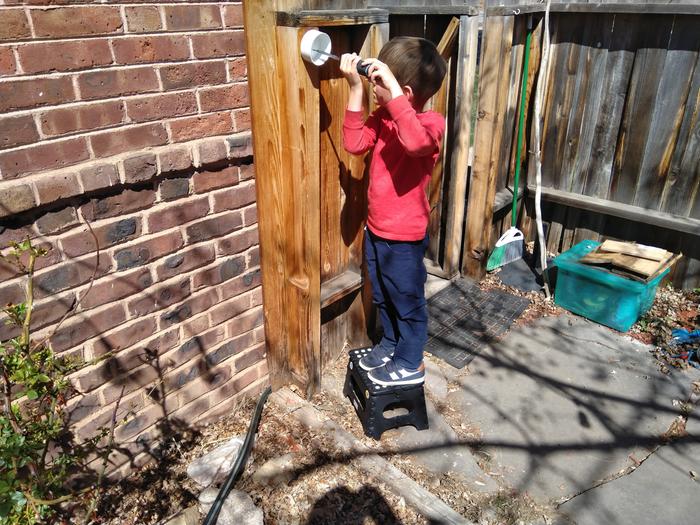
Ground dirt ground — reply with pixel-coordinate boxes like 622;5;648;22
86;270;698;525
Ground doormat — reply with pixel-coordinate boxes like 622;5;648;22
425;279;530;368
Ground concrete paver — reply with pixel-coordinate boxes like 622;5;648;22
446;314;699;500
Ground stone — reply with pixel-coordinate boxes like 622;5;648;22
186;436;244;488
198;487;263;525
162;505;199;525
251;453;296;486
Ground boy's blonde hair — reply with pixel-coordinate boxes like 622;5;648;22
377;36;447;106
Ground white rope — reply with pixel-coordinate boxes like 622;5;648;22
533;0;552;298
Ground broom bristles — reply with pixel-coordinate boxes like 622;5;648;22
486;230;524;271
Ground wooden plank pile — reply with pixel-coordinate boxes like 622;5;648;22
579;240;681;282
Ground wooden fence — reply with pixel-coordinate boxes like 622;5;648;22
469;3;700;288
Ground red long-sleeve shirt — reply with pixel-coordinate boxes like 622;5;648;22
343;95;444;241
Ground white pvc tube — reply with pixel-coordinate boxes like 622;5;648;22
300;29;332;66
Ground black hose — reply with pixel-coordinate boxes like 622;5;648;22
202;385;272;525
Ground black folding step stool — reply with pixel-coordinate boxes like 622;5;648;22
343;347;429;440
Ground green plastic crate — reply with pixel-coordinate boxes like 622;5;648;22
551;240;668;332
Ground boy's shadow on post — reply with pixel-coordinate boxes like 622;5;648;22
305;485;404;525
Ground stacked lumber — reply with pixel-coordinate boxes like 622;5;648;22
580;240;681;282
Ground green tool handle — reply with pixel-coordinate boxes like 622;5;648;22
511;24;532;226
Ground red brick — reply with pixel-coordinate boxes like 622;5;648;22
79;163;120;193
169;394;208;423
51;302;127;352
18;40;112;74
114;403;161;441
0;138;89;180
234;344;265;373
196;139;227;166
170;325;225;369
0;114;39;150
113;230;184;271
191;31;245;59
164;5;222;31
159;288;218;329
192;166;238;193
169;111;233;143
0;281;24;307
35;206;79;235
34;171;80;204
248;246;260;267
226;307;264;338
147;196;209;233
199;83;248;113
0;183;36;218
222;4;244;28
40;101;124;137
159;177;190;201
34;253;110;300
218;269;261;302
181;313;210;339
60;217;141;258
125;6;163;33
226;132;253;159
31;6;123;38
185;211;242;243
80;268;153;311
0;76;75;112
128;278;191;317
0;46;16;75
193;255;245;290
217;227;258;257
233;108;251;132
126;92;197;123
156;244;215;280
113;35;190;65
209;294;250;326
178;366;231;407
0;9;30;41
158;147;192;173
91;124;167;159
239;164;255;181
227;57;247;82
243;204;258;227
78;67;158;100
230;365;258;393
251;287;263;307
160;61;227;90
212;181;256;213
0;225;35;253
120;152;158;184
90;316;158;357
80;188;156;222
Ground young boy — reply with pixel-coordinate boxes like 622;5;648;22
340;37;447;387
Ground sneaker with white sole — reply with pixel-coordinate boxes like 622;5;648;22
367;359;425;386
359;344;394;371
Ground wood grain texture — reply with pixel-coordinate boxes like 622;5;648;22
277;8;389;27
583;13;638;199
442;16;479;277
634;16;700;209
610;15;674;203
463;15;515;277
244;0;289;391
276;25;322;395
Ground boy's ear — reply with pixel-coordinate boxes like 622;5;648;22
402;85;414;102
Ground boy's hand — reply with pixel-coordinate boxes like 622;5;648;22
340;53;363;88
363;59;404;99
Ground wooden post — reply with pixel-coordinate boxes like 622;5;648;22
462;15;515;278
443;16;479;277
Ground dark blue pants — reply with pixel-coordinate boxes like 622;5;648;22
364;229;428;370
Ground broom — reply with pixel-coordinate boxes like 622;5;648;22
486;20;532;272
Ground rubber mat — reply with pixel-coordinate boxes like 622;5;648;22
425;279;530;368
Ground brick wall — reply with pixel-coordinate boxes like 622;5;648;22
0;1;268;475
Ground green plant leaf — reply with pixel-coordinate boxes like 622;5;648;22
25;390;38;400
